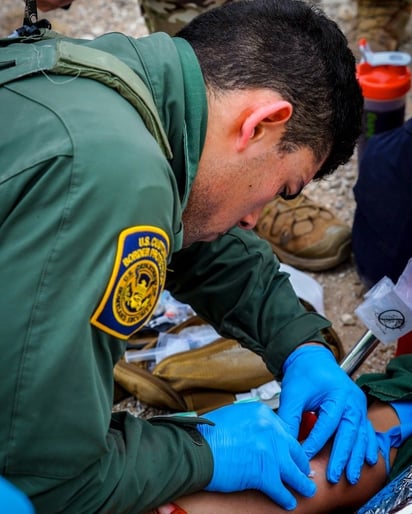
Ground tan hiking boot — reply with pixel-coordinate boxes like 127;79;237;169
255;194;351;272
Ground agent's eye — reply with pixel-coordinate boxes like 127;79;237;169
279;189;301;201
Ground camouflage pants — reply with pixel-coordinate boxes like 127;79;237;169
138;0;234;35
138;0;411;50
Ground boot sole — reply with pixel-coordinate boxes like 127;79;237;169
268;239;352;272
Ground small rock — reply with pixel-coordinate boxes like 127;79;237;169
341;313;357;325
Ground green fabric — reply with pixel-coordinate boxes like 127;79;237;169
0;35;172;157
0;31;209;513
10;413;213;514
166;229;330;377
52;39;173;159
357;355;412;403
357;355;412;479
172;37;208;210
0;29;329;511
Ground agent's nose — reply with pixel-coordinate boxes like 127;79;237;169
237;209;261;230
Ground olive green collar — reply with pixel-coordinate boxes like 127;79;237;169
173;37;208;210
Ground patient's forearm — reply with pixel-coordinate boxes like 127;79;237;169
167;402;399;514
170;447;388;514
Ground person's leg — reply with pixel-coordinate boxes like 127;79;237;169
137;0;230;35
153;401;403;514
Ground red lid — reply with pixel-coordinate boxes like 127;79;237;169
356;61;411;100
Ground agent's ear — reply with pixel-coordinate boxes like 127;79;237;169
237;101;292;151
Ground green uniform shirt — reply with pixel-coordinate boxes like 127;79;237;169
0;31;330;512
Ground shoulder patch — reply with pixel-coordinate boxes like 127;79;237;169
91;226;170;339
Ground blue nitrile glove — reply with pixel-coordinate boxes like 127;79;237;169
196;401;316;511
377;423;412;474
0;477;34;514
277;345;379;485
377;401;412;474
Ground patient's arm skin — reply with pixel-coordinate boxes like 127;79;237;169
154;401;400;514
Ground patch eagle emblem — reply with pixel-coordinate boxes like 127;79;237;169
91;226;170;339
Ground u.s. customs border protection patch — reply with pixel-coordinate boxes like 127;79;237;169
91;226;170;339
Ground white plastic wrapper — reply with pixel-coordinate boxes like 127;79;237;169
355;259;412;344
235;379;282;410
279;263;325;315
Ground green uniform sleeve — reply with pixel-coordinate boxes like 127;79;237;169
77;413;213;514
0;76;209;511
357;355;412;403
166;227;331;378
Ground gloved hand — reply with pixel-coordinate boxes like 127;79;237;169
0;477;34;514
377;423;412;474
196;401;316;511
277;345;379;485
377;401;412;474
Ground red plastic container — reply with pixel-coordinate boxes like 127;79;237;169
356;39;411;161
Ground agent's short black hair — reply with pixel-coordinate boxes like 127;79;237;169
177;0;363;178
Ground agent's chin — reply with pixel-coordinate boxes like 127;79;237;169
182;233;221;247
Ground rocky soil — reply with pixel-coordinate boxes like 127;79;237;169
1;0;411;388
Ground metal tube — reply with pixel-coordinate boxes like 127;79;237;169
340;330;380;376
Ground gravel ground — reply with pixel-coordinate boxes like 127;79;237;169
1;0;411;388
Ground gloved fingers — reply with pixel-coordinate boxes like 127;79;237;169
277;390;305;439
376;430;392;475
260;463;299;511
327;405;360;483
365;419;379;466
281;466;316;501
400;422;412;444
288;435;312;477
301;399;344;459
262;478;298;512
281;449;317;499
343;419;378;484
261;442;316;510
343;419;370;484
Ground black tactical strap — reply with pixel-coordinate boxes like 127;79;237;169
8;0;51;38
23;0;39;26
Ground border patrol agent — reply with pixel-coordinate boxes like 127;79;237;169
34;0;356;274
0;0;388;512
